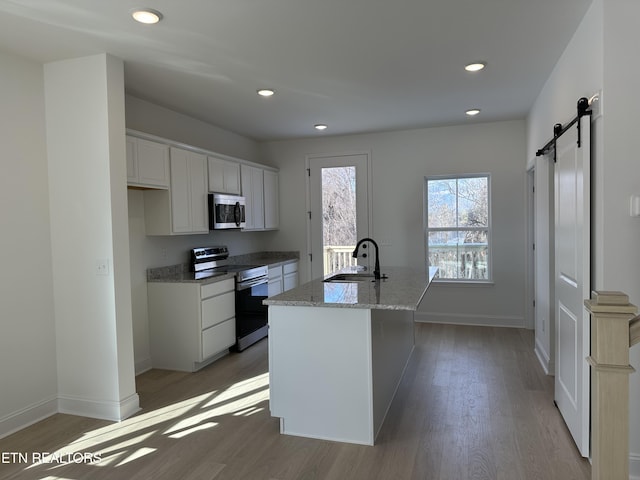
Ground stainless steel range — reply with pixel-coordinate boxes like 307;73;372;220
191;246;269;351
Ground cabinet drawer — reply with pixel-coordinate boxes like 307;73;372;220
202;318;236;359
268;280;283;298
202;291;235;330
268;265;283;280
201;278;234;299
283;262;298;275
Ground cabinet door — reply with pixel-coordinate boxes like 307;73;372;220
252;167;265;229
189;152;209;233
208;156;226;193
283;262;299;291
126;136;138;183
208;156;241;194
241;165;255;229
284;272;299;292
127;136;170;188
264;170;279;230
268;279;283;297
170;148;192;233
137;138;170;188
170;147;208;233
268;265;284;297
223;161;241;194
241;165;265;230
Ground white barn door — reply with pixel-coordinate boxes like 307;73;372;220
553;115;591;457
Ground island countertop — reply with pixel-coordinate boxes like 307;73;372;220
264;266;438;311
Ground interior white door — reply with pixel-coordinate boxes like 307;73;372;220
553;115;591;457
307;153;370;280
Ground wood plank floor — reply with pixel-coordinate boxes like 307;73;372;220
0;323;591;479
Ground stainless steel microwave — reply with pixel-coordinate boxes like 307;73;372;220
208;194;246;229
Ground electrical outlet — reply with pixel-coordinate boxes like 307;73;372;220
96;259;110;276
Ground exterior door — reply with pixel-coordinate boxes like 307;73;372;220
307;153;370;280
554;115;591;457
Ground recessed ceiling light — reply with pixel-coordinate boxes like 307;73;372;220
131;8;163;24
314;124;328;131
465;62;486;72
466;109;481;116
257;89;275;97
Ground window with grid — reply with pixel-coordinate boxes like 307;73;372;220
424;174;491;281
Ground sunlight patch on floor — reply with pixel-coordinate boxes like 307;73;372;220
163;372;269;435
16;371;270;477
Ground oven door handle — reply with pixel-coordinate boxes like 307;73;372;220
237;276;268;291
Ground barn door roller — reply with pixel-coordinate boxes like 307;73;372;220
536;97;592;162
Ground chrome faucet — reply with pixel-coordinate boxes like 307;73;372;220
353;237;381;280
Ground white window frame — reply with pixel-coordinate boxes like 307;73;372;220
424;173;492;283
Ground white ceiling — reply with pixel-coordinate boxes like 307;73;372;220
0;0;592;141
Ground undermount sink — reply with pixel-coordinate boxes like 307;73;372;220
323;273;376;283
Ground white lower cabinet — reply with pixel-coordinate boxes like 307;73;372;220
268;265;284;297
283;261;299;291
148;278;235;372
268;261;298;297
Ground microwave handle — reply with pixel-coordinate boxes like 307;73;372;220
234;202;241;227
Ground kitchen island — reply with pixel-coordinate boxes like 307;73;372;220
264;266;437;445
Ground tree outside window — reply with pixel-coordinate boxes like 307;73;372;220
425;175;491;281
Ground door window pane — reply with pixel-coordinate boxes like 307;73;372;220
322;166;357;275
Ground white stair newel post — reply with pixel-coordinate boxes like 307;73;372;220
585;293;637;480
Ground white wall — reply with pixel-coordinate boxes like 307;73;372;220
527;0;640;474
124;96;275;373
261;119;528;327
601;1;640;473
0;50;58;437
527;0;603;377
126;95;262;164
44;54;138;421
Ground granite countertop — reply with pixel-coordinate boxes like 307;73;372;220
147;251;299;284
264;266;438;311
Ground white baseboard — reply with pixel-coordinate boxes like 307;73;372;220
631;452;640;480
135;356;153;376
58;393;140;422
0;393;140;440
415;311;525;328
534;338;553;375
0;396;58;440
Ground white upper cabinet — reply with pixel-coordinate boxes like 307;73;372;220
263;169;279;230
144;147;209;235
208;155;241;195
241;164;279;231
130;129;279;235
126;136;170;189
170;147;208;234
241;164;265;230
